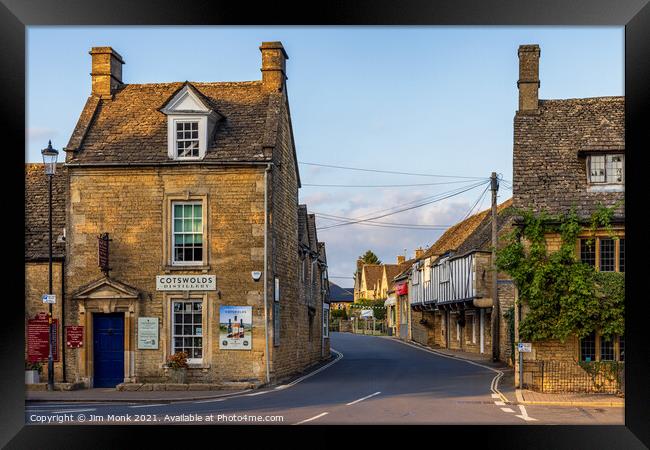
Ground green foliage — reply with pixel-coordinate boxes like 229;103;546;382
331;308;349;320
503;306;516;365
359;250;382;265
496;206;624;342
354;298;387;320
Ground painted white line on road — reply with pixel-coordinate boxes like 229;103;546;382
245;391;270;397
494;401;506;406
515;404;538;422
128;404;166;408
346;391;381;406
387;338;509;404
50;408;96;414
500;407;515;413
194;398;228;404
294;412;328;425
491;394;500;399
283;349;344;389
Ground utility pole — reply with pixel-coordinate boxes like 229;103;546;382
490;172;500;362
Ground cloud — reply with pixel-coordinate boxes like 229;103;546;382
307;186;480;285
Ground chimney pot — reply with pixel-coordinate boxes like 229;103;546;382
517;44;540;112
260;41;288;93
415;248;424;259
90;46;125;98
397;255;406;265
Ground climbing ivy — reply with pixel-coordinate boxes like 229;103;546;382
496;205;624;342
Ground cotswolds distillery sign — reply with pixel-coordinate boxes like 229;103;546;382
156;275;216;291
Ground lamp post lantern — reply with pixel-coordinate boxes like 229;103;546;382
41;140;58;391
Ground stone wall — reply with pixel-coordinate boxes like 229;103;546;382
25;261;65;381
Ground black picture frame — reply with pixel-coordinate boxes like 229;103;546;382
3;0;648;447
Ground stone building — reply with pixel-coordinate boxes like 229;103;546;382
25;41;330;389
512;44;624;391
408;199;515;363
25;163;67;383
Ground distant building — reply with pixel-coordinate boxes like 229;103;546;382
329;282;354;311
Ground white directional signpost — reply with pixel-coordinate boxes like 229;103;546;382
518;342;532;389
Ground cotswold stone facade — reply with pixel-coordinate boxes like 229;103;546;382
25;42;330;388
408;200;515;363
512;44;625;392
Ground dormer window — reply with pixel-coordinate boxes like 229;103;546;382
159;83;222;161
587;154;624;184
176;121;200;158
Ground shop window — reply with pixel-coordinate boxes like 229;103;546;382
172;201;204;265
580;331;596;362
172;300;203;363
599;239;615;272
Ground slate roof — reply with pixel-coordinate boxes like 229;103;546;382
513;96;624;219
454;200;515;256
65;81;281;165
329;281;354;302
383;264;404;285
419;198;513;261
25;163;67;260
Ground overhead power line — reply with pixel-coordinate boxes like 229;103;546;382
317;179;489;231
315;211;452;228
298;161;487;180
302;179;484;188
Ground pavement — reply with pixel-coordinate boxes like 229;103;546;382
516;389;625;407
25;387;252;403
21;332;625;426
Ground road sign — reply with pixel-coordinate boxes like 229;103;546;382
42;294;56;304
517;342;532;352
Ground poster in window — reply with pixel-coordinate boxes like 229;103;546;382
219;306;252;350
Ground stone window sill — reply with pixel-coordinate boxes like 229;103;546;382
164;264;211;273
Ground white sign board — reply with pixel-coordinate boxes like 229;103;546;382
138;317;159;349
42;294;56;304
517;342;532;353
360;309;374;319
219;306;252;350
156;275;216;291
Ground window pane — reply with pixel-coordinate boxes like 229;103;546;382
194;205;202;218
193;348;202;359
600;239;615;272
194;247;203;261
174;337;183;349
619;335;625;361
174;325;182;335
184;337;193;347
184;205;192;217
600;336;615;361
580;239;596;267
183;325;192;335
589;155;605;183
580;331;596;362
607;154;624;183
193;219;202;233
619;239;625;273
174;204;183;218
174;219;183;233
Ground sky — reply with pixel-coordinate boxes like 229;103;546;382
26;27;624;286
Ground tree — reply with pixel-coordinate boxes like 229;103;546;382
359;250;381;265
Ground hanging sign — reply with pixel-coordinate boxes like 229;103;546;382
27;314;59;362
138;317;159;349
156;275;216;291
219;306;252;350
66;326;84;348
395;283;408;296
98;232;111;275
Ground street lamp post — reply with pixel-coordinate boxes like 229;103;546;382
41;140;58;391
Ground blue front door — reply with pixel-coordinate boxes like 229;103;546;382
93;313;124;388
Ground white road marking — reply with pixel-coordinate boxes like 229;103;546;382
500;407;515;413
494;401;506;406
245;391;270;396
346;391;381;406
283;349;344;389
50;408;96;413
491;394;500;399
294;412;328;425
389;338;509;404
193;398;228;404
515;404;538;422
128;403;166;408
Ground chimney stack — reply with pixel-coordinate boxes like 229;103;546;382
260;41;288;93
90;47;124;98
397;255;406;265
517;44;540;112
415;248;424;259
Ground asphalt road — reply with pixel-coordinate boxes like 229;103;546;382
25;332;624;425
